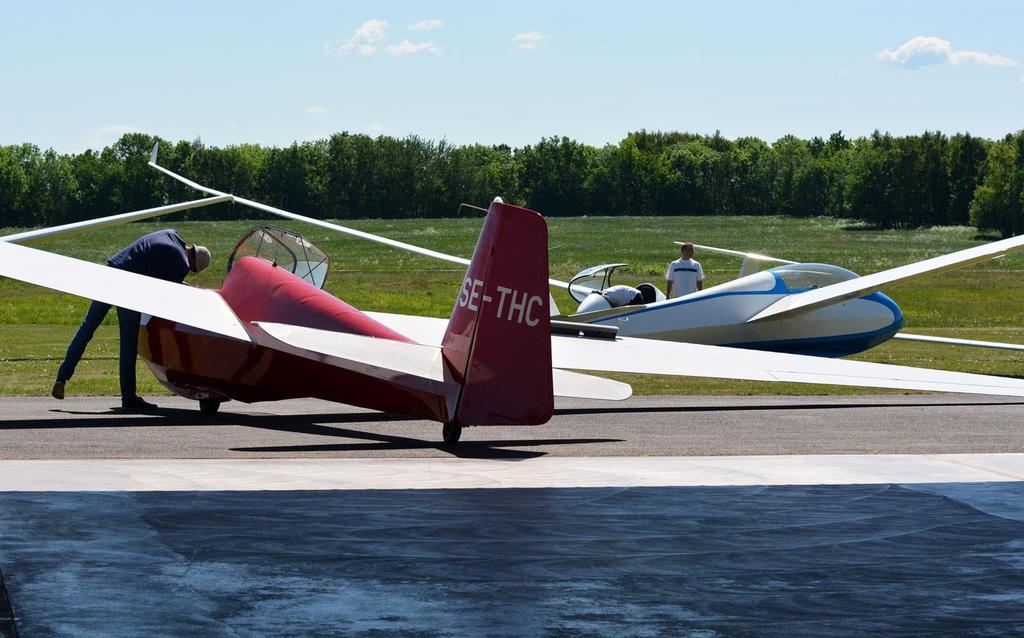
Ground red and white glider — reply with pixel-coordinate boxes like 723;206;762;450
2;148;1024;443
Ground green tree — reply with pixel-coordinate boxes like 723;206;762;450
845;136;896;227
792;159;828;217
662;140;720;214
326;132;378;217
259;141;328;216
444;144;517;212
772;135;810;215
970;133;1024;237
947;133;988;225
110;133;169;211
69;149;122;222
515;137;591;215
727;137;775;214
0;146;30;226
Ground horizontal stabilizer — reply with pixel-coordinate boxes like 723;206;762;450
685;243;796;278
894;332;1024;352
552;369;632;400
748;233;1024;323
684;243;796;265
251;321;453;394
0;241;250;341
365;311;448;345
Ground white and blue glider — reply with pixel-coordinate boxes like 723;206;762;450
558;240;1024;356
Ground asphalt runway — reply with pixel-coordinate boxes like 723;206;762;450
1;394;1023;636
0;394;1022;458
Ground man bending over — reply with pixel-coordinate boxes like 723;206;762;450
51;229;211;411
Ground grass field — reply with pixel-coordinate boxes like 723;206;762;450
2;214;1022;398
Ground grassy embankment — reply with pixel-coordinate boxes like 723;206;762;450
1;215;1022;397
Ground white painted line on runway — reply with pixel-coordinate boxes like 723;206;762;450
0;454;1021;491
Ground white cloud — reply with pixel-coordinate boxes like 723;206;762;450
332;19;388;56
386;39;442;56
305;105;328;115
1020;74;1024;84
949;49;1017;66
877;36;1018;68
90;124;149;139
407;19;442;32
329;19;443;57
511;31;547;51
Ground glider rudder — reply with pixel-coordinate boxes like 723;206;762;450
441;200;554;426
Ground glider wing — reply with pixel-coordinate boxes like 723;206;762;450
0;241;251;342
747;233;1024;323
147;144;582;291
550;333;1024;398
0;196;233;245
893;332;1024;352
362;310;1024;398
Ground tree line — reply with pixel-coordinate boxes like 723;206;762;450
1;129;1023;236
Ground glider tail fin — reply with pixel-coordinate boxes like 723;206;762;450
441;199;553;426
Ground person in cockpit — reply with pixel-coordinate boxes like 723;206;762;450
601;284;644;307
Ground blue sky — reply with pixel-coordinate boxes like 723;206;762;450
2;1;1022;152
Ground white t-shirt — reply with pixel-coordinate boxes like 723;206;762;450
602;285;642;307
665;258;704;298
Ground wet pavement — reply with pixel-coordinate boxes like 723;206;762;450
2;482;1024;637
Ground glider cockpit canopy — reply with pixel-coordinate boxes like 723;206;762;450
768;263;859;292
227;225;330;289
568;263;628;303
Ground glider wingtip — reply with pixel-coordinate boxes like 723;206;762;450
149;143;159;165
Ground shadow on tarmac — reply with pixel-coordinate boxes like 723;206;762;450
0;407;622;460
3;398;1017;459
231;438;621;460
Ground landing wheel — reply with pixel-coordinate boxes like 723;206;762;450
199;398;223;415
442;423;462;445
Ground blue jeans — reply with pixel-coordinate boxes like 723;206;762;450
56;301;142;400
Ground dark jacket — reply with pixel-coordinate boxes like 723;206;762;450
107;229;190;283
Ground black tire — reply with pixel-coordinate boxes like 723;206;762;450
199;398;222;415
442;423;462;445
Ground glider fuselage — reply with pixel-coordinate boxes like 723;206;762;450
139;256;452;420
574;266;903;358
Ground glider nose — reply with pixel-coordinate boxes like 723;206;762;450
867;291;903;335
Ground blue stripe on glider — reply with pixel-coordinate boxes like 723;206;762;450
725;295;903;358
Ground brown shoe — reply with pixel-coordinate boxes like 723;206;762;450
51;380;65;400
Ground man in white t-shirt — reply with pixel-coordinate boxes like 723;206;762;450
665;243;704;298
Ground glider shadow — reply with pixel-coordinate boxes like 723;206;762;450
0;407;623;460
